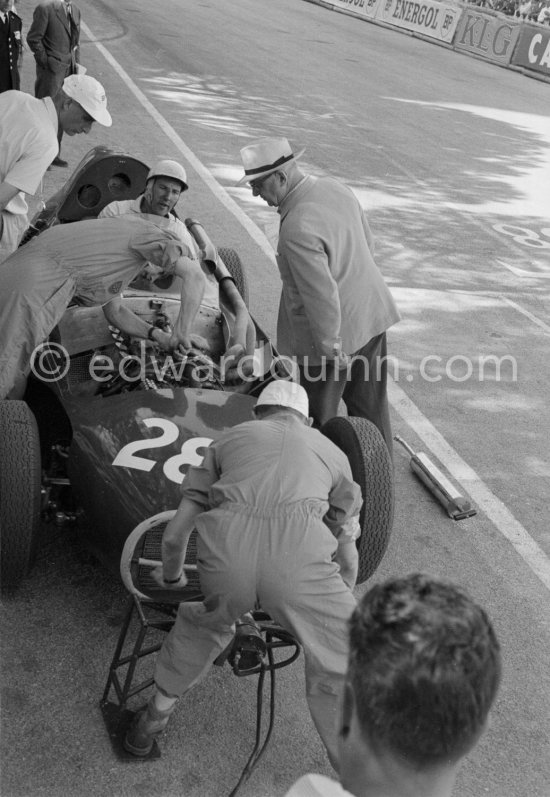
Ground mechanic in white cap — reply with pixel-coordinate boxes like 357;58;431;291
99;159;252;360
124;378;362;770
0;73;111;261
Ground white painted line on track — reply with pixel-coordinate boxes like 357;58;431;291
85;22;550;594
448;290;550;336
81;22;276;265
498;296;550;335
389;378;550;593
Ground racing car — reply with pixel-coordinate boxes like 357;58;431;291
0;147;394;594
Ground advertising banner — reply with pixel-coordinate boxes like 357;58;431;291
453;11;522;64
330;0;382;20
375;0;461;41
512;24;550;76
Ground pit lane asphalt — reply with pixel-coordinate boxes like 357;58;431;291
1;2;549;796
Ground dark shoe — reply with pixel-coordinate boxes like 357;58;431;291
123;700;176;757
51;157;68;168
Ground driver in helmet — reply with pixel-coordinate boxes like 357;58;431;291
99;159;252;362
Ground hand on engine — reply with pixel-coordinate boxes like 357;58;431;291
151;329;173;352
222;343;255;385
169;332;212;357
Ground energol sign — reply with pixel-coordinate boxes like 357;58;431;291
378;0;460;41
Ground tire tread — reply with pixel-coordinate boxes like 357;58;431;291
322;416;394;583
0;401;42;592
218;247;250;307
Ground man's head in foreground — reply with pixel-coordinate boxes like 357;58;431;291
57;74;112;135
341;573;501;797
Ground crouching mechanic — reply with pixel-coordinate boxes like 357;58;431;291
99;159;253;363
124;379;363;767
0;214;205;399
285;574;502;797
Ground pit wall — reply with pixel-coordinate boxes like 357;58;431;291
305;0;550;82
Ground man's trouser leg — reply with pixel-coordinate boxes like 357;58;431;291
298;334;392;456
35;65;69;152
343;332;393;456
154;514;259;698
35;65;65;98
154;597;244;699
298;361;346;428
258;527;356;771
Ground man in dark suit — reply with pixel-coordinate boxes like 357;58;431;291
0;0;23;93
27;0;81;166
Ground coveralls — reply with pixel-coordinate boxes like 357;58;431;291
155;415;362;765
0;214;191;398
99;196;219;309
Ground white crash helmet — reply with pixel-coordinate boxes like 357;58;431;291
146;159;188;192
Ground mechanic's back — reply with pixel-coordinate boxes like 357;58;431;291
194;415;355;514
126;380;362;769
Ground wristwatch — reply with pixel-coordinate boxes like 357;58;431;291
147;325;157;341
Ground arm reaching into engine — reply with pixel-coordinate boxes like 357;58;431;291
169;255;206;352
102;297;172;351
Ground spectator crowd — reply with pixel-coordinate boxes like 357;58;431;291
463;0;550;21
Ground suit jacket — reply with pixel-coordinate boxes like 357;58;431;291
0;9;23;92
27;1;80;75
276;176;400;363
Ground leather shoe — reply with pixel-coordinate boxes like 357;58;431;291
51;157;68;167
123;699;176;757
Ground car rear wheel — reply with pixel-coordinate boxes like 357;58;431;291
218;247;250;308
0;401;42;593
321;416;394;584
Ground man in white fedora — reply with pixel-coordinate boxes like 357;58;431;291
0;73;111;261
124;379;362;770
237;137;400;455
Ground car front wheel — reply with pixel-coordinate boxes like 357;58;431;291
322;416;394;584
0;400;42;593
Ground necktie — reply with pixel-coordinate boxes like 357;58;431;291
66;2;72;19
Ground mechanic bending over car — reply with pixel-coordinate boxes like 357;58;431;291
0;74;112;263
124;379;362;770
98;158;253;363
0;214;205;400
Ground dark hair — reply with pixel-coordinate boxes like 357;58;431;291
348;574;501;768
